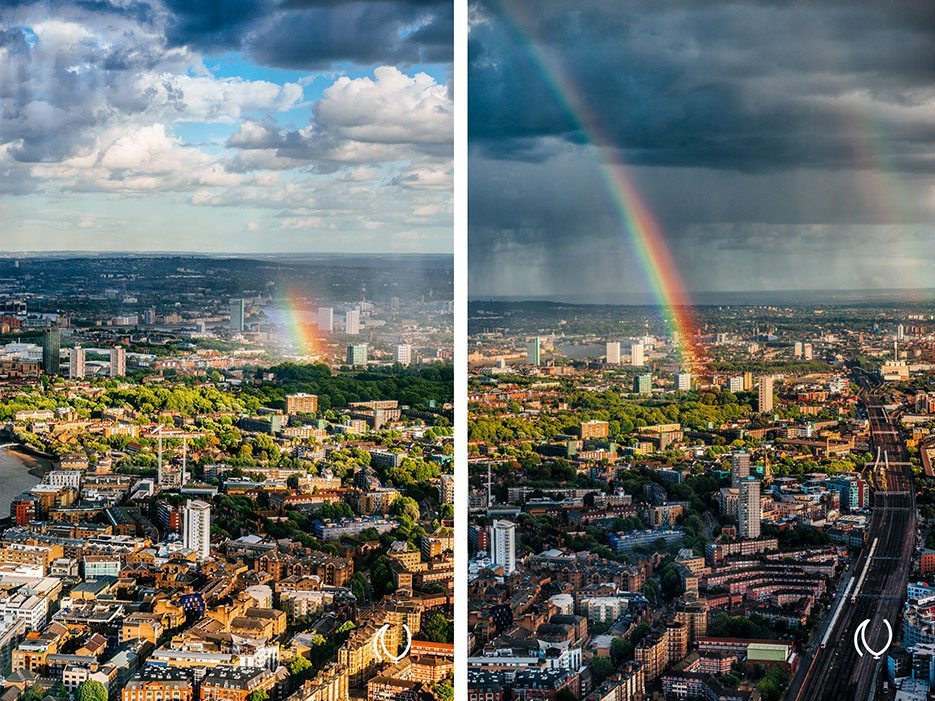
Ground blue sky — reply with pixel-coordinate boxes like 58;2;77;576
0;0;453;254
172;53;450;150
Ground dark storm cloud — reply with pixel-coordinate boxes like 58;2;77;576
3;0;452;70
162;0;270;52
469;0;935;173
248;3;452;68
468;0;935;296
283;0;442;6
165;0;452;68
469;143;935;296
0;0;154;18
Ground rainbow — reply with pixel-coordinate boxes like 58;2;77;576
792;34;922;293
283;289;324;358
490;1;707;369
838;96;924;291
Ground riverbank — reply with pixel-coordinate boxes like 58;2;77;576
0;447;44;515
0;431;55;480
7;447;54;480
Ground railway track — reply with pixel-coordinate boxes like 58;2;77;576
793;378;915;701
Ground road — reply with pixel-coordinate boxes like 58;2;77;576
793;378;915;701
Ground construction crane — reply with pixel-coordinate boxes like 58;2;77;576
147;424;206;488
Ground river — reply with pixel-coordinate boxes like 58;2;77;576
0;447;44;517
553;343;606;359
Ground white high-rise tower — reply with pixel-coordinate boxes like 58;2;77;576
630;341;645;367
395;344;412;365
318;307;334;332
731;451;751;487
527;337;541;366
229;298;245;331
490;519;516;575
758;376;774;413
69;346;86;379
676;372;692;391
345;309;361;335
738;478;761;539
110;346;126;377
183;500;212;560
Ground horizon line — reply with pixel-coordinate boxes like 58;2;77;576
470;287;935;303
0;251;453;258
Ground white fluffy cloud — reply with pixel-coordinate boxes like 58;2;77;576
394;167;453;190
23;124;241;193
217;66;453;231
134;73;304;123
227;66;452;167
0;2;452;251
0;14;303;163
316;66;451;145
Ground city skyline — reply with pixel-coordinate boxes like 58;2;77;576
0;0;453;254
0;252;455;699
466;296;927;701
0;250;453;259
469;0;935;299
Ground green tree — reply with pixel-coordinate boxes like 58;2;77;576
335;620;356;634
420;613;454;644
589;656;613;686
370;555;396;599
76;681;108;701
392;496;421;522
757;665;789;701
247;691;268;701
349;572;368;602
708;613;773;640
432;678;453;701
317;501;355;520
719;673;741;690
21;686;47;701
288;654;312;677
610;637;633;665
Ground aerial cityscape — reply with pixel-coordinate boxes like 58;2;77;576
467;1;934;700
467;295;934;700
0;253;454;701
0;0;454;698
2;0;934;699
